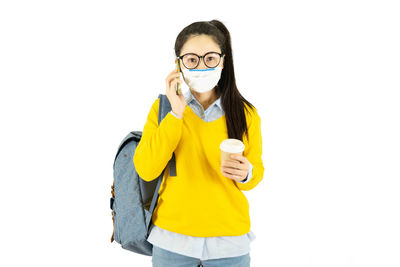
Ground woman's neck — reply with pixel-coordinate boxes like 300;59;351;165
190;88;219;110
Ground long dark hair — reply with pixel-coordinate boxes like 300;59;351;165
174;19;256;143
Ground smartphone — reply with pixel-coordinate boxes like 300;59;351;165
175;59;181;95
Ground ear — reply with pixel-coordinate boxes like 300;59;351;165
221;55;225;69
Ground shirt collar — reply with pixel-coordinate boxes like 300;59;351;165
184;89;222;111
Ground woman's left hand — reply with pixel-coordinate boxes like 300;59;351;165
221;154;250;182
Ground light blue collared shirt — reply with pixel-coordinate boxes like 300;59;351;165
147;89;256;260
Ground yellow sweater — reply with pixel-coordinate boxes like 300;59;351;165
133;97;264;237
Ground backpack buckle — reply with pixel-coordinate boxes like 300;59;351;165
110;197;114;210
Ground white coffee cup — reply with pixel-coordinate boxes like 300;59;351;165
220;138;245;163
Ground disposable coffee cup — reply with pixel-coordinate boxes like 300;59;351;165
220;138;245;163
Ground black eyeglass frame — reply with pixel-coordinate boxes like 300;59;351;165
177;52;225;69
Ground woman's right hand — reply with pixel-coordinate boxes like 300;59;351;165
165;68;186;119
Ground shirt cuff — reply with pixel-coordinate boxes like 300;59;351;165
170;111;182;119
238;161;253;184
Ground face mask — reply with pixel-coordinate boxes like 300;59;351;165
181;66;222;93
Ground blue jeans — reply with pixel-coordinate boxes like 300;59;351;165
152;245;251;267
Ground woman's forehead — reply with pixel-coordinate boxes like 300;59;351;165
180;35;221;55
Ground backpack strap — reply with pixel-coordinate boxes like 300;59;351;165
147;167;166;233
145;94;177;233
158;94;177;177
110;183;115;242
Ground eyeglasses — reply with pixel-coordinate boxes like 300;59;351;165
177;52;224;69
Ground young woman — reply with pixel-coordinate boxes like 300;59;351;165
133;19;264;267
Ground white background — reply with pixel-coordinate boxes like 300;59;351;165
1;0;399;266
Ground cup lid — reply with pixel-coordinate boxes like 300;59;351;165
220;138;245;153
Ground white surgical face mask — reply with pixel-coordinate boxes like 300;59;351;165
181;66;222;93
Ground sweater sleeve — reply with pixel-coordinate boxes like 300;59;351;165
133;98;184;181
234;108;264;191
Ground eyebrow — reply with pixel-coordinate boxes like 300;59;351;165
180;51;222;56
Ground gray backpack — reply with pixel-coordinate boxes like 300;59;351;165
110;94;177;256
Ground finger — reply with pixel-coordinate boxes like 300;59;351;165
166;70;181;81
230;154;245;163
167;76;178;89
170;68;180;75
221;160;242;170
221;169;243;181
222;166;247;177
169;74;181;87
169;78;182;91
165;75;181;90
221;164;246;175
